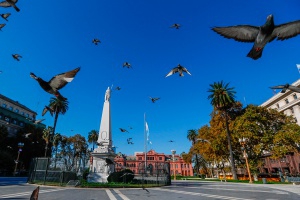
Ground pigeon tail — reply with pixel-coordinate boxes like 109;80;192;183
247;46;264;60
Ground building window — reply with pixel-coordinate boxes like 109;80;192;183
20;122;24;126
159;157;162;160
276;104;279;108
2;104;7;108
15;109;19;113
291;107;294;114
293;94;298;100
9;106;13;111
5;117;10;122
21;112;24;115
138;157;142;160
25;113;29;117
285;99;289;104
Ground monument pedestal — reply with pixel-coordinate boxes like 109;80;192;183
88;148;116;183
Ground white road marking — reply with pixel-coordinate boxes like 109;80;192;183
0;188;66;199
114;189;131;200
105;189;117;200
150;188;255;200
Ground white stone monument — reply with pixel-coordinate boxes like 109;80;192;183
88;87;116;183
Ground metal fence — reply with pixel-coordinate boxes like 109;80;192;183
27;157;78;185
132;162;171;186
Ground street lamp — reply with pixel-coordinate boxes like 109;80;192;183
239;138;253;183
171;150;176;180
14;142;24;176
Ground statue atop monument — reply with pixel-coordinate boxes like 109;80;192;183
105;87;111;102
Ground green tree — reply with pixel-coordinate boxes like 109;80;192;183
88;130;98;150
208;81;238;180
49;97;69;138
43;126;53;157
187;129;200;175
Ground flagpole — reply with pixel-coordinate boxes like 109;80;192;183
144;113;147;172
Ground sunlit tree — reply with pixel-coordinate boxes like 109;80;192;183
88;130;98;150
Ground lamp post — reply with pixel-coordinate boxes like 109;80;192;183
14;142;24;176
171;150;176;180
239;138;252;183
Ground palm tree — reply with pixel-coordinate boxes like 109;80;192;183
53;133;62;168
42;126;53;157
187;129;200;175
49;97;69;136
88;130;98;150
208;81;238;180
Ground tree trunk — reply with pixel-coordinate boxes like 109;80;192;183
44;142;48;157
225;113;238;180
54;146;58;169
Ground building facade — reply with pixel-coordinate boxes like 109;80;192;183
260;79;300;175
114;150;193;176
0;94;45;136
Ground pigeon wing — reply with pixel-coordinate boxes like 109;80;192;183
0;1;11;7
49;67;80;90
166;68;179;77
273;20;300;41
212;25;259;42
288;85;300;93
270;85;286;89
182;67;191;75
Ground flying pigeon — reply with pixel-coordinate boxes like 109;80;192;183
128;141;134;145
30;186;39;200
212;14;300;60
270;84;300;93
115;86;121;90
119;128;129;133
123;62;131;68
142;186;150;193
12;54;22;61
30;67;80;100
0;13;10;21
0;23;5;30
34;119;45;124
105;158;114;165
170;23;181;29
169;140;174;143
166;64;191;77
0;0;20;12
149;97;160;103
42;105;54;116
24;133;32;138
92;38;100;45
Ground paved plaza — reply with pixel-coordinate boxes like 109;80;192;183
0;178;300;200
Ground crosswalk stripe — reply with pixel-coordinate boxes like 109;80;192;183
106;189;117;200
114;189;131;200
0;188;66;199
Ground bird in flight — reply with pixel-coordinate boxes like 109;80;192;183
169;140;174;143
166;64;191;77
0;23;5;31
123;62;131;68
30;67;80;100
0;13;10;21
115;86;121;90
42;105;54;117
270;84;300;93
30;186;39;200
92;38;100;45
120;128;129;133
170;23;181;29
142;185;150;193
212;14;300;60
149;97;160;103
24;133;32;138
34;119;45;124
0;0;20;12
12;54;22;61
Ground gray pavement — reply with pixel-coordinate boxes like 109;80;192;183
0;178;299;199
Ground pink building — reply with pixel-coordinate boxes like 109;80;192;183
114;150;193;176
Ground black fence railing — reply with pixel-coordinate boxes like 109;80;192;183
27;157;78;185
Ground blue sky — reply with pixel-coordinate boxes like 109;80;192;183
0;0;300;156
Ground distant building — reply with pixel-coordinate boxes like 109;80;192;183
260;80;300;175
114;149;193;176
0;94;46;136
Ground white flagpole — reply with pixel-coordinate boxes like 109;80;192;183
144;113;147;171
